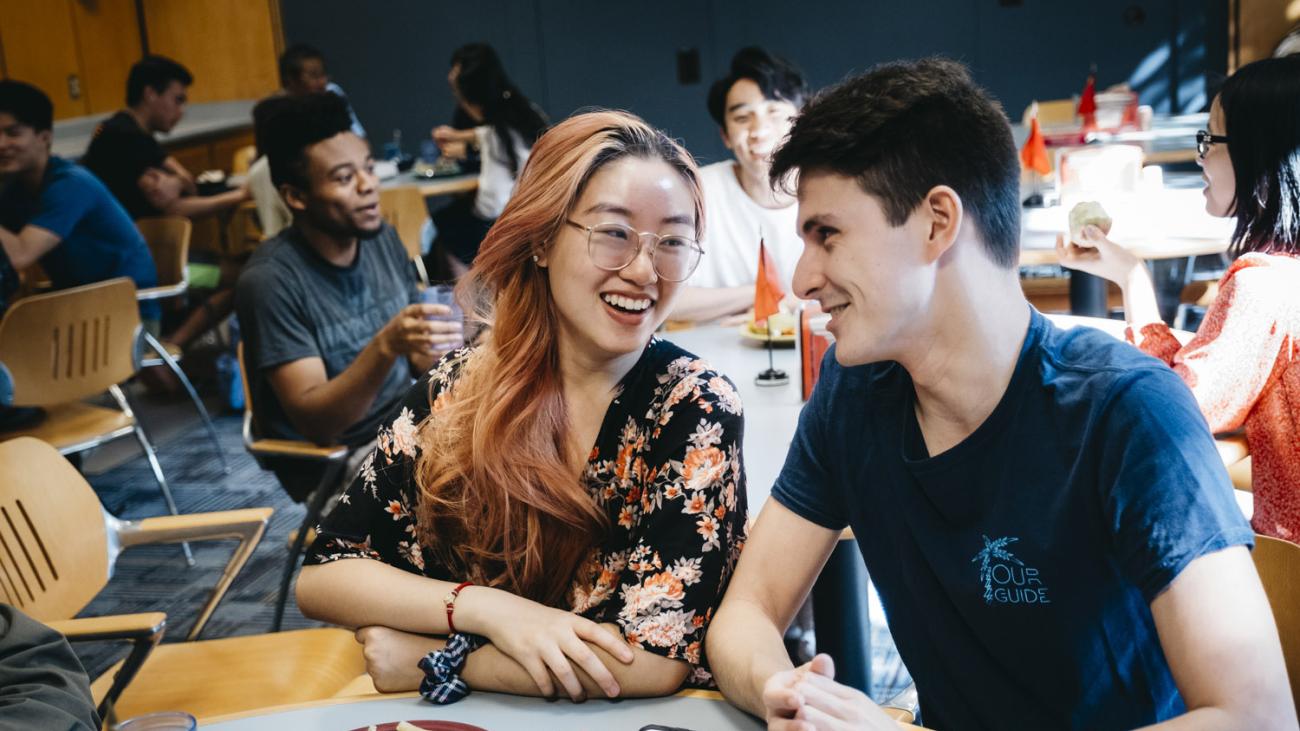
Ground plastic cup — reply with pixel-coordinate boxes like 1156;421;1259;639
114;711;197;731
420;284;462;323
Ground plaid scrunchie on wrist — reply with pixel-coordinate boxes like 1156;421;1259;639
418;632;487;704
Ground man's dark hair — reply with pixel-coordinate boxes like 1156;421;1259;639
0;80;53;132
707;47;808;128
770;57;1020;267
1217;54;1300;257
252;94;296;157
126;55;193;107
279;43;325;87
262;92;353;190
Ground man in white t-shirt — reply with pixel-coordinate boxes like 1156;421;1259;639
671;48;808;322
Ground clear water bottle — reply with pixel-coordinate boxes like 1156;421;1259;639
214;352;243;412
419;139;439;163
382;128;403;162
215;316;244;412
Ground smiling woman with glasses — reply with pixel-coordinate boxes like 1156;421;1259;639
295;110;748;703
565;219;704;282
1058;55;1300;544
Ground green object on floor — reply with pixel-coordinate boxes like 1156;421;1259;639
187;263;221;290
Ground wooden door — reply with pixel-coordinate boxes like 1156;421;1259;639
1231;0;1295;70
141;0;281;103
0;0;88;119
68;0;143;114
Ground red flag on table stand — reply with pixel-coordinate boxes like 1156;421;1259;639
1020;108;1052;177
754;238;788;386
1077;72;1098;134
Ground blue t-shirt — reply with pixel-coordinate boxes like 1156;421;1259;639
0;156;159;320
771;308;1253;730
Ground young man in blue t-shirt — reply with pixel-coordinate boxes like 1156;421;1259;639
706;59;1294;730
0;80;160;324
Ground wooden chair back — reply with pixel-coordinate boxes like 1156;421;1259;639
230;144;257;175
1254;534;1300;713
0;278;140;406
0;438;111;622
226;202;262;258
136;216;191;289
379;186;429;262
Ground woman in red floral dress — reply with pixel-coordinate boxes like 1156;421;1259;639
1059;56;1300;542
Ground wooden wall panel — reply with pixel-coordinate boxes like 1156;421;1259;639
69;0;144;114
0;1;87;119
1231;0;1298;70
141;0;280;103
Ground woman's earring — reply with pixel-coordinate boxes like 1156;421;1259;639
532;254;539;263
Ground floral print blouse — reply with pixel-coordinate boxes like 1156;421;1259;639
1130;252;1300;541
305;338;748;687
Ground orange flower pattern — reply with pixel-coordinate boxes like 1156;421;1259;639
306;339;747;688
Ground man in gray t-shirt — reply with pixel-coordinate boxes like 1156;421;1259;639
234;93;462;500
238;223;420;447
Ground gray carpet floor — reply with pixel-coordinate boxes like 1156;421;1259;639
70;403;912;702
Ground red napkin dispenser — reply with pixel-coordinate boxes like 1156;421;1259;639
799;308;833;402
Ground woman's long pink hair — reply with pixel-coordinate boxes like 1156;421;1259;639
414;110;704;606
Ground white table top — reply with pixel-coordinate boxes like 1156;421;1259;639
1018;185;1234;266
52;100;257;160
201;690;762;730
382;172;478;197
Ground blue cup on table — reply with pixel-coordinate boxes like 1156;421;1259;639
114;711;197;730
420;284;462;323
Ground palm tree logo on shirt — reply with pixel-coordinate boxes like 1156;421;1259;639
972;535;1023;604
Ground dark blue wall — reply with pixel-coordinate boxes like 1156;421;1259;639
280;0;1225;165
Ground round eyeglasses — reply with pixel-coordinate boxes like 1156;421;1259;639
565;219;703;282
1195;129;1229;159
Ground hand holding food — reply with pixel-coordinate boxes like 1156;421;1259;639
1056;201;1142;285
1068;201;1113;244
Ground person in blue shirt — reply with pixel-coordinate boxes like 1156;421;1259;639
705;59;1295;730
0;80;160;326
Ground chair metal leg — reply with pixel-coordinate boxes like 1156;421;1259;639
131;425;195;567
273;460;345;632
111;385;194;566
143;331;230;474
812;538;872;695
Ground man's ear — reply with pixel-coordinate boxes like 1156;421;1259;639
37;129;53;151
281;182;309;214
921;185;962;264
